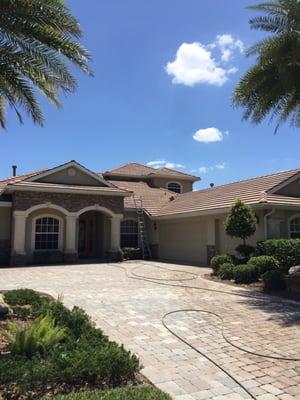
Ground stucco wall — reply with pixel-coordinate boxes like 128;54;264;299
150;178;193;193
276;180;300;197
0;207;11;240
267;209;300;239
37;168;106;187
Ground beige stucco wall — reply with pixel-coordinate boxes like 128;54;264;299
276;181;300;197
158;217;208;265
267;209;300;239
37;168;105;186
0;207;11;240
151;178;193;193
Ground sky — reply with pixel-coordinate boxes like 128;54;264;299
1;0;299;190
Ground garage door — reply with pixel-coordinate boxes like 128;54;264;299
158;219;207;265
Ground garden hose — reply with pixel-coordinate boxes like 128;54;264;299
109;261;300;399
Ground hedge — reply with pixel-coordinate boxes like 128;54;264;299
256;239;300;272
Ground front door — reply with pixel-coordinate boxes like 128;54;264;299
78;215;96;258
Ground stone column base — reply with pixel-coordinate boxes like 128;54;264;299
64;252;79;264
206;245;216;265
106;250;123;262
10;254;27;267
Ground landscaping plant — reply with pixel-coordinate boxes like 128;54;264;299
210;254;233;275
248;255;279;275
256;239;300;272
224;200;257;259
218;263;236;280
262;270;287;291
233;264;259;284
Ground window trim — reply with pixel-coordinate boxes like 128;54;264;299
288;214;300;239
120;218;139;248
166;181;182;194
31;214;63;252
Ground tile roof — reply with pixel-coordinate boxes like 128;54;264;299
0;169;48;185
110;180;177;215
104;162;199;181
104;163;155;176
155;168;300;217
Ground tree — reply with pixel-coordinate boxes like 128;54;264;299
0;0;92;128
225;200;257;258
233;0;300;132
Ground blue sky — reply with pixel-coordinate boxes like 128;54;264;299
1;0;299;189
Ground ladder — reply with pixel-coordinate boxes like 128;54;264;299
134;196;152;260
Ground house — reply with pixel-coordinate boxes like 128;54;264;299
0;160;299;267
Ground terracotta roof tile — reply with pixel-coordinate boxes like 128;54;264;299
155;168;300;217
110;180;177;215
104;163;155;176
0;169;49;185
150;167;199;181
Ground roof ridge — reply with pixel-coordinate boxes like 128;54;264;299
104;162;155;174
193;167;300;194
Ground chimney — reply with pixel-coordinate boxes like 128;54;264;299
12;165;17;177
210;183;214;188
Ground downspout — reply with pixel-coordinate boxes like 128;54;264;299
264;209;275;240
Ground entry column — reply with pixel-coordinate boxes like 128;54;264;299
109;214;123;261
11;211;27;266
65;214;78;263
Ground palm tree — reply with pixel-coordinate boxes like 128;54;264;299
233;0;300;132
0;0;92;128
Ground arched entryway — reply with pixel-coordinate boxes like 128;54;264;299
78;210;111;259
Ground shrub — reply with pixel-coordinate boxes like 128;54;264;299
256;239;300;272
234;264;259;284
122;247;142;260
4;289;42;307
248;256;279;275
3;314;66;358
218;263;236;280
262;270;287;291
235;244;255;260
210;254;233;274
224;199;256;243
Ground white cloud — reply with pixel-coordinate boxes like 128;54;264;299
193;127;224;143
215;34;244;62
165;34;243;87
197;163;227;174
146;160;185;169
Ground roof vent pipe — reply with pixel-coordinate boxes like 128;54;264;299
12;165;17;177
210;183;214;188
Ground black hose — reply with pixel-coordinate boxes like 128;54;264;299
109;261;300;399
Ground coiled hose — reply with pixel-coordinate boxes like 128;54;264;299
110;261;300;399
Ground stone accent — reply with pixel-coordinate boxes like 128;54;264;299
64;252;79;264
0;294;11;319
0;239;10;266
10;254;27;267
206;244;216;264
12;191;124;215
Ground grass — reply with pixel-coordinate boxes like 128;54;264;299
48;386;171;400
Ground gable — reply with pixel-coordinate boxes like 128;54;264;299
275;179;300;198
35;167;107;187
29;161;111;187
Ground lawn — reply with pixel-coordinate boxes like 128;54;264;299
49;386;171;400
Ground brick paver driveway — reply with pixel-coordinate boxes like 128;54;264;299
1;261;300;400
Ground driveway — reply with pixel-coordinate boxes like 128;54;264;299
1;261;300;400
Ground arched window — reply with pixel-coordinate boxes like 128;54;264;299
34;216;61;250
167;182;182;194
289;217;300;239
121;220;138;248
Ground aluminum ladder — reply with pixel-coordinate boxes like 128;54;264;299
134;196;152;260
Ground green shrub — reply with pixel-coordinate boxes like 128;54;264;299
218;263;236;280
256;239;300;272
234;264;259;284
12;305;31;319
262;270;287;291
4;288;42;306
48;386;172;400
122;248;142;260
248;256;279;275
3;314;66;358
210;254;233;274
235;244;255;260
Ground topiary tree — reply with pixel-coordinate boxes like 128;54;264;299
224;199;257;258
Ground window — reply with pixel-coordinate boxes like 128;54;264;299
34;217;60;250
167;182;182;194
289;217;300;239
121;220;138;248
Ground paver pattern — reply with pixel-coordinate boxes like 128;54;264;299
0;261;299;400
